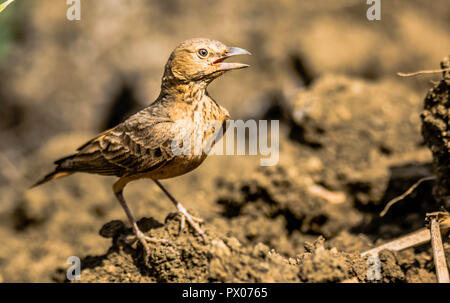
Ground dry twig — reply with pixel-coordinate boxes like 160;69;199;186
380;176;435;217
361;228;430;257
397;67;450;77
362;211;450;283
427;212;450;283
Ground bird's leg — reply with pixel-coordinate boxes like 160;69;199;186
153;180;206;242
113;180;170;256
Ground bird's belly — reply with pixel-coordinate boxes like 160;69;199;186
141;154;208;180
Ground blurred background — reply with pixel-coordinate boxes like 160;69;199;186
0;0;448;282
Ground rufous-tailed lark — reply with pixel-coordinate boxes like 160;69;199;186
32;38;251;256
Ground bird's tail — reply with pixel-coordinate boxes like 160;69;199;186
30;170;73;188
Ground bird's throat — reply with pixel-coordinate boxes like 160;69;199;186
161;80;207;104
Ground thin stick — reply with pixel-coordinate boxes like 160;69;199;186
380;176;435;217
429;215;450;283
0;0;15;13
397;67;450;77
361;228;430;257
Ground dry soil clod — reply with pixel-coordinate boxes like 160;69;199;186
421;56;450;209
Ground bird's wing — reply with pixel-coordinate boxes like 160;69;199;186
56;109;177;176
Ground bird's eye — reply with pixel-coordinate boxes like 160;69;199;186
197;48;208;58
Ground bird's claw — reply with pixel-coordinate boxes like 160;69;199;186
179;213;204;232
123;230;171;257
176;205;206;242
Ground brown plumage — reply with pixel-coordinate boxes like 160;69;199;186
32;38;251;256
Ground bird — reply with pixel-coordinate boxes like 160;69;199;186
31;38;251;256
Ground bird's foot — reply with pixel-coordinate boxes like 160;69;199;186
124;230;171;257
175;204;206;242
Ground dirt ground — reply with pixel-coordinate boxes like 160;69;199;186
0;0;449;282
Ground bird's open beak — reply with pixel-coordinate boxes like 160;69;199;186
213;47;251;71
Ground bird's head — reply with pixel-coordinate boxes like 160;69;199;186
162;38;251;87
